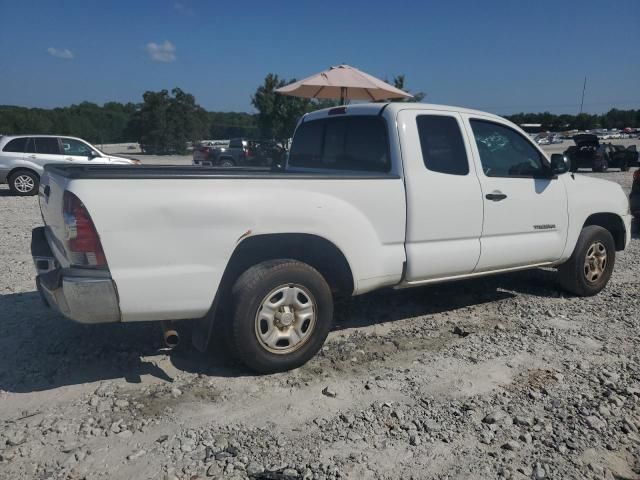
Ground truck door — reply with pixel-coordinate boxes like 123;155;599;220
398;110;484;281
464;116;569;271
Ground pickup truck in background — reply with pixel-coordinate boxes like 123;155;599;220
563;134;639;172
32;103;632;373
192;138;285;167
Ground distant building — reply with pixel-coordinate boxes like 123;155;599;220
520;123;543;134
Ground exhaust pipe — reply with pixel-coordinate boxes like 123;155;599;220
161;321;180;349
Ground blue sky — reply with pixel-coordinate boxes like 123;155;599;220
0;0;638;114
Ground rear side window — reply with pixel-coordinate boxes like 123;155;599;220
416;115;469;175
35;137;61;155
25;138;36;153
2;137;28;153
289;116;389;172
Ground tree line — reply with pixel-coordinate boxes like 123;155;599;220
1;76;637;154
506;109;640;132
0;90;257;153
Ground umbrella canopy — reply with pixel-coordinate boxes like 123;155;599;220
275;64;413;103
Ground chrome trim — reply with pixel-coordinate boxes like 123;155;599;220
38;274;121;324
32;226;120;324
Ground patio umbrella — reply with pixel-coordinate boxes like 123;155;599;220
275;64;413;104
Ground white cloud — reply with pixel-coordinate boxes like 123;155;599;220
145;40;176;62
174;2;194;15
47;47;74;59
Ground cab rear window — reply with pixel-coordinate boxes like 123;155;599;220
289;116;390;172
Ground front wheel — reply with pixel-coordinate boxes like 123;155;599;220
219;158;235;168
228;260;333;373
620;160;630;172
9;170;39;196
558;226;615;296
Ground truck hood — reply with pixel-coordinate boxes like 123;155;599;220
102;154;139;164
573;134;599;148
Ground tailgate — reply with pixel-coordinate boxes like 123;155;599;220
38;169;71;265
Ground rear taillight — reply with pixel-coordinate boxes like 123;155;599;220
63;191;107;267
633;170;640;182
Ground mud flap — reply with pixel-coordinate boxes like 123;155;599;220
191;295;221;352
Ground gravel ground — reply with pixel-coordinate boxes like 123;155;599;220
0;167;639;480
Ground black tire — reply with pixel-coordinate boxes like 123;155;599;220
8;170;39;196
219;158;235;168
228;259;333;373
620;161;630;172
558;226;615;296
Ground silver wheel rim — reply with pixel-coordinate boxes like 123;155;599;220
221;160;234;167
584;241;607;283
254;284;317;355
14;175;35;193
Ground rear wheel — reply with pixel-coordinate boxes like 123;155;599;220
558;226;615;296
228;260;333;373
620;160;630;172
219;158;235;168
9;170;39;196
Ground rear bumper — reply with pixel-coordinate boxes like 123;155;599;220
31;227;121;324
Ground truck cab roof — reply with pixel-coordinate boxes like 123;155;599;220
303;102;506;123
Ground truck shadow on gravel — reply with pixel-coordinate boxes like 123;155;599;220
0;268;564;393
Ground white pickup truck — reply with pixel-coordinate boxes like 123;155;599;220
31;103;632;373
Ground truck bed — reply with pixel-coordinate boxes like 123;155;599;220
40;163;407;322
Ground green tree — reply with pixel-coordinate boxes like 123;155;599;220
208;112;258;139
390;75;425;102
251;74;316;144
127;88;208;154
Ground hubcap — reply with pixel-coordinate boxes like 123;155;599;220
584;241;607;283
14;175;35;193
254;284;317;355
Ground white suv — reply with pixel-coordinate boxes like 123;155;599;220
0;135;139;195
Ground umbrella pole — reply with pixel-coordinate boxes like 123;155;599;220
340;87;346;105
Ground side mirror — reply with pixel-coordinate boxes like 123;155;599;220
88;150;100;159
550;153;570;175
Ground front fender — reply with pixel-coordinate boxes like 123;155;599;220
561;174;630;259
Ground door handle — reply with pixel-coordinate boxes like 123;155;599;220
485;192;507;201
28;154;37;159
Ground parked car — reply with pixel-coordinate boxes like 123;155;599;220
193;138;285;167
32;103;631;373
631;169;640;219
0;135;138;196
563;134;637;172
